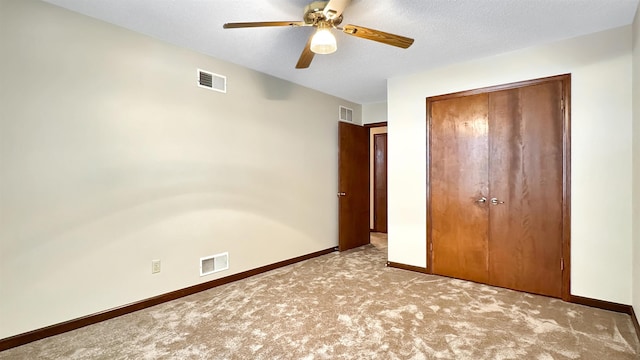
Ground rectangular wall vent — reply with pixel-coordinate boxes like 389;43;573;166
339;106;353;122
197;69;226;93
200;252;229;276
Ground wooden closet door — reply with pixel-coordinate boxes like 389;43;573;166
430;94;490;283
487;81;564;297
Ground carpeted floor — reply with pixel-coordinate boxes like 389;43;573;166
1;233;638;359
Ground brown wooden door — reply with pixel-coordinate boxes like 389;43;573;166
429;93;490;284
488;81;564;297
373;133;388;233
338;121;370;251
428;76;567;298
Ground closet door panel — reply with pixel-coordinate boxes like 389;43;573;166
430;94;489;283
488;81;564;297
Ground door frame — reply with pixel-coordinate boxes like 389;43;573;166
425;74;572;301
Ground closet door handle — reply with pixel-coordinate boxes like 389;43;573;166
490;198;505;205
476;197;487;204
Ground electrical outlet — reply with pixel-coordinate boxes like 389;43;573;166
151;259;161;274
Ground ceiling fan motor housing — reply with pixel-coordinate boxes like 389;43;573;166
304;1;343;26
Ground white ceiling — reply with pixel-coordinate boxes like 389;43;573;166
43;0;639;104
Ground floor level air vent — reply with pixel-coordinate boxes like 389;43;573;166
198;69;226;93
339;106;353;122
200;252;229;276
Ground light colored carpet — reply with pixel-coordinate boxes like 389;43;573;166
1;233;638;359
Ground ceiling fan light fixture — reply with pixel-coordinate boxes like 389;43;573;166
310;26;337;54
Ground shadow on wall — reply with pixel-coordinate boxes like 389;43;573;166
2;162;327;263
244;24;314;101
250;72;297;100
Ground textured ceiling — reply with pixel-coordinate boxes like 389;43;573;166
43;0;639;104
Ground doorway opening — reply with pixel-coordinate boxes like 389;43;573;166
337;121;388;257
367;122;388;255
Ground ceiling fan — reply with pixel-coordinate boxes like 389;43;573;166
223;0;414;69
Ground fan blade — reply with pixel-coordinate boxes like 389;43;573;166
295;34;315;69
223;21;305;29
343;24;414;49
323;0;351;20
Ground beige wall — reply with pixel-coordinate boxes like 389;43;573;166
388;26;633;304
363;102;388;229
0;0;361;338
369;127;388;229
362;102;388;125
633;4;640;314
